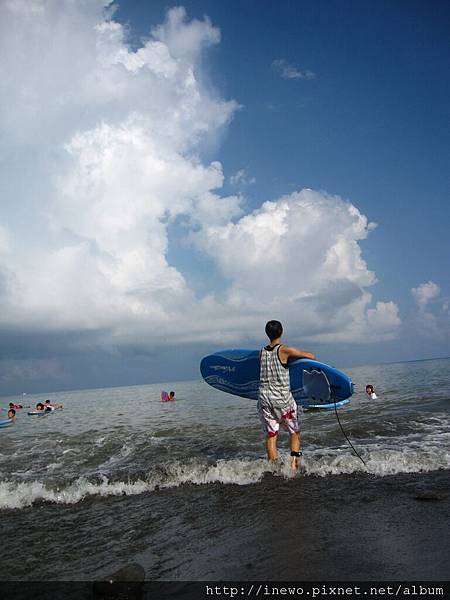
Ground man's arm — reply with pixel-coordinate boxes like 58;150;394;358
280;345;316;362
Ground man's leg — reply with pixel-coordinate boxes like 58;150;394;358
266;434;278;461
289;431;301;469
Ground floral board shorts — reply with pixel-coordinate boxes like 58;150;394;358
257;400;300;437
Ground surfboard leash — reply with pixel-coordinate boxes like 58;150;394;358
331;386;367;467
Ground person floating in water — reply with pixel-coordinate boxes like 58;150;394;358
365;384;377;400
44;399;63;410
8;402;29;410
258;320;316;470
7;408;16;421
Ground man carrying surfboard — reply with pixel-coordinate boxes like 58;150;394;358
259;320;316;470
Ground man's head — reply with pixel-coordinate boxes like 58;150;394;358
366;384;374;393
265;320;283;341
9;402;14;408
7;409;15;418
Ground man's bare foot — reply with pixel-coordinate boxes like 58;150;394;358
290;456;298;470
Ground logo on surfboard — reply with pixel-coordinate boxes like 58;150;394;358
210;365;236;373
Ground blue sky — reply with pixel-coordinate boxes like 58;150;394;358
0;0;448;394
116;0;450;308
124;0;450;293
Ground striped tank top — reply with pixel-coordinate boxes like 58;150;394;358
258;344;294;409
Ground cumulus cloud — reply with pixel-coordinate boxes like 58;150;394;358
272;59;316;80
0;1;238;338
411;281;440;309
410;281;449;339
192;189;399;343
0;0;400;373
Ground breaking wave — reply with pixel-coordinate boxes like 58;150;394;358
1;445;449;510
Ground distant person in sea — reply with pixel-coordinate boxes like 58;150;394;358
7;408;16;421
8;402;27;410
35;403;45;412
168;391;175;401
45;399;63;410
365;384;377;400
258;320;316;470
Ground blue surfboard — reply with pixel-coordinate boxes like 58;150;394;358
0;418;12;428
200;349;353;409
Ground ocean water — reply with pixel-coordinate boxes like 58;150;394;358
0;357;449;581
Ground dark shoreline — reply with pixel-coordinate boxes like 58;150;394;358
150;468;450;581
1;469;449;582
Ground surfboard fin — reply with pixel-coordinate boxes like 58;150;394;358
303;369;331;404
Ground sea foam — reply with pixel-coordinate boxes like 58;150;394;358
1;446;449;510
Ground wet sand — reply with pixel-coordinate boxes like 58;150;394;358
150;469;450;581
2;470;449;583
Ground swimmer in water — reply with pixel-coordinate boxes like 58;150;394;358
365;384;377;400
44;399;63;410
7;409;16;421
35;403;45;412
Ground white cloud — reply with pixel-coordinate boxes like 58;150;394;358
195;190;376;294
0;1;400;363
230;169;256;187
0;1;238;337
411;281;440;309
272;59;316;80
192;189;400;343
410;281;449;339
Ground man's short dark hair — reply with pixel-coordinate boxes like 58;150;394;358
265;320;283;341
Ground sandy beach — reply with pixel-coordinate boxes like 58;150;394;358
2;469;449;583
138;469;450;581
